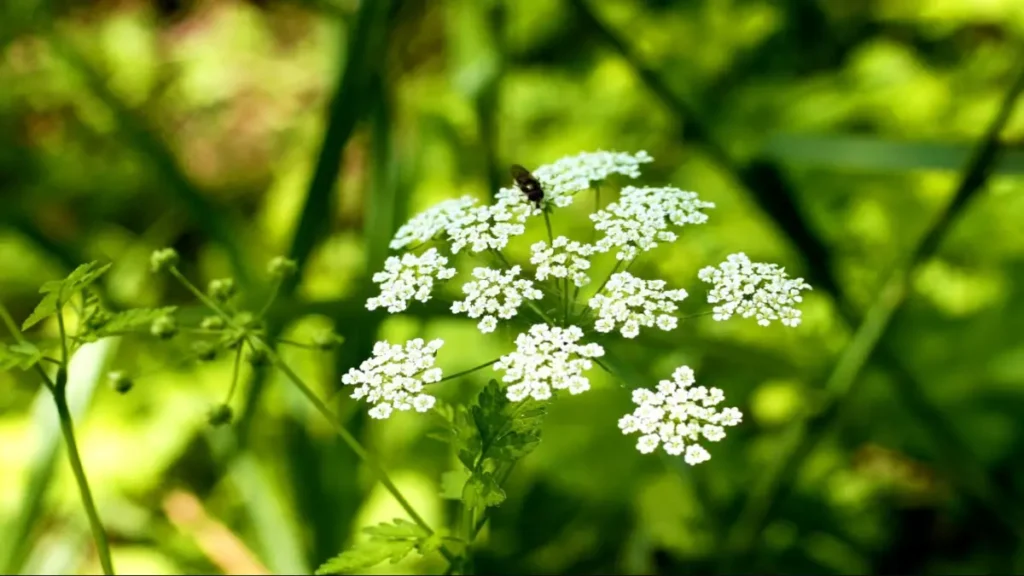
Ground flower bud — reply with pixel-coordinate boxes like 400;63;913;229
108;370;133;394
200;316;225;330
267;256;298;280
192;341;217;362
207;404;233;426
151;315;178;339
208;278;236;303
150;248;180;273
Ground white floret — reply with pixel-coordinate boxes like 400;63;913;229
530;236;598;287
341;338;444;419
697;252;812;327
495;324;605;402
451;266;544;334
588;272;688;338
592;186;715;260
389;196;478;250
366;248;456;313
618;365;742;464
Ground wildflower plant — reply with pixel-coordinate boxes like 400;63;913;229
0;150;811;576
327;150;812;574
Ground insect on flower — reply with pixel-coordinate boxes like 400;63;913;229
510;164;544;209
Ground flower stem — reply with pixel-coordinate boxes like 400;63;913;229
224;345;244;404
436;358;501;383
53;366;116;575
543;210;554;245
0;303;25;344
167;266;453;561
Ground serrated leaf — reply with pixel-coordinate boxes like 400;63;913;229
362;518;429;540
441;468;471;500
89;307;178;337
22;262;112;330
314;539;418;575
463;472;506;508
471;380;546;465
0;341;43;370
457;448;477;471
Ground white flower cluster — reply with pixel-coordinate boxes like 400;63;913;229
592;186;715;260
530;236;597;287
618;366;742;464
390;196;478;250
366;248;456;313
451;266;543;333
440;151;654;254
341;339;443;419
698;252;812;327
495;324;605;402
445;189;535;254
532;150;653;208
588;272;688;338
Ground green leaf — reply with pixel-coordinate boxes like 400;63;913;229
88;307;178;337
441;468;471;500
315;539;417;575
362;518;429;540
22;262;112;330
0;341;42;370
463;471;506;508
471;380;546;464
418;533;445;555
316;519;429;575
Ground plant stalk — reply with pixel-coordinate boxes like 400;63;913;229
53;369;115;575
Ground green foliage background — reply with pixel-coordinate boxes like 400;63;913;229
2;0;1024;573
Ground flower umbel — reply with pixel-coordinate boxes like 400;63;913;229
530;236;597;287
341;338;443;419
390;196;478;250
618;366;742;464
698;252;812;327
366;248;456;313
496;324;605;402
589;272;688;338
451;266;544;333
531;150;653;208
592;186;715;260
445;196;532;254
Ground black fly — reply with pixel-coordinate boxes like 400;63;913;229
510;164;544;209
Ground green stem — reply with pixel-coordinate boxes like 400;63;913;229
53;370;115;575
436;358;501;384
0;303;25;344
257;279;282;319
56;297;69;366
225;345;243;404
167;266;453;561
543;210;554;245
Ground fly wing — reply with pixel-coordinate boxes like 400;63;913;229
509;164;530;180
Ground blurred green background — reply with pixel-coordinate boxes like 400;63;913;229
3;0;1024;574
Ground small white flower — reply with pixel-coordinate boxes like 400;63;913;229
451;266;544;334
341;338;445;419
697;252;812;327
592;186;715;260
366;248;456;313
495;324;605;402
589;272;688;338
531;150;653;208
445;191;534;254
530;236;597;287
390;196;478;250
618;365;742;463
